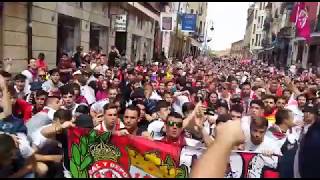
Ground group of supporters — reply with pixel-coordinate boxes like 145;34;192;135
0;46;319;177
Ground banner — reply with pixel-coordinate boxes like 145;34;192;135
67;127;279;178
181;14;197;32
225;151;279;178
67;127;188;178
290;2;311;42
160;13;173;32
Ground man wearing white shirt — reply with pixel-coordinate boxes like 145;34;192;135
26;95;62;137
60;85;79;115
244;117;281;155
266;109;298;155
241;100;265;140
147;100;171;140
78;74;96;105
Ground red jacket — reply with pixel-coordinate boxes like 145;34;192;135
13;99;33;123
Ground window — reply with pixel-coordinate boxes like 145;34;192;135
258;16;261;28
191;9;194;14
259;34;262;46
252;39;254;46
255;10;258;19
255;34;258;46
253;24;256;34
80;2;83;8
261;16;264;27
275;9;278;18
259;2;262;10
200;21;202;34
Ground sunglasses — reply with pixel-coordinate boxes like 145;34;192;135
36;97;46;101
166;121;183;128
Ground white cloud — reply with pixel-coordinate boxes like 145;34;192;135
207;2;251;51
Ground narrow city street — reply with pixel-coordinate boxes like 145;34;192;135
0;2;320;178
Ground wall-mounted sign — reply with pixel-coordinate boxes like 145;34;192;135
112;14;127;32
181;14;197;32
160;13;173;32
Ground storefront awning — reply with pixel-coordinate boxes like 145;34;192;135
190;38;202;48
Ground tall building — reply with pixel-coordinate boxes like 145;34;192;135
250;2;268;57
0;2;162;72
243;4;255;58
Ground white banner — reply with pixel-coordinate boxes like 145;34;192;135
179;148;280;178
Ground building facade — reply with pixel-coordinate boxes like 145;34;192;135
243;4;254;59
0;2;161;72
230;40;244;59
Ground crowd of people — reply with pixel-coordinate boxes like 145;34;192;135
0;45;320;178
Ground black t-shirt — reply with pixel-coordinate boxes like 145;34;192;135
137;118;149;132
108;51;118;67
278;139;298;178
56;130;69;171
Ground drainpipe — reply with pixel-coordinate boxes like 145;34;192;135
27;2;32;60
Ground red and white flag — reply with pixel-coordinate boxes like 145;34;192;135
290;2;311;42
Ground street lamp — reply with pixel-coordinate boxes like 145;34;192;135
203;20;214;55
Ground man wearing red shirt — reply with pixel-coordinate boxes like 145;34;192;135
36;53;48;72
161;111;186;146
9;86;32;123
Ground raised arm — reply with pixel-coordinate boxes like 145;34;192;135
191;120;245;178
0;75;12;119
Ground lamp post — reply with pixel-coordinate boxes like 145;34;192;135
203;20;214;56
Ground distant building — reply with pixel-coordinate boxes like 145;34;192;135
230;40;244;59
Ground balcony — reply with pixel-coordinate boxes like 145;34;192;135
261;38;271;48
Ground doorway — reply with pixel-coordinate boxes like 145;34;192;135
90;23;108;54
57;14;80;65
115;32;127;56
90;23;100;51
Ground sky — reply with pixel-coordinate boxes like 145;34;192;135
206;2;252;51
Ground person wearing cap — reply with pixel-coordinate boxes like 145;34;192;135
216;99;229;116
26;81;43;104
42;69;63;93
300;103;318;137
147;100;170;140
